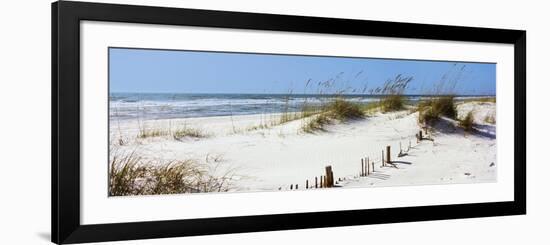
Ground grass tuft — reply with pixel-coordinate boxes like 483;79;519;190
459;111;475;131
173;128;207;140
138;128;170;139
484;114;496;124
301;98;365;133
418;96;457;125
377;74;413;112
109;151;149;196
326;98;365;120
380;95;405;112
149;160;204;194
109;151;233;196
302;113;331;133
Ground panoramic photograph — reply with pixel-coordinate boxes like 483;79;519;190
108;47;497;196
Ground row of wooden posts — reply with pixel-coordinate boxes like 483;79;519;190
291;165;335;190
288;130;426;190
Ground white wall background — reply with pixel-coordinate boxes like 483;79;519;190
0;0;547;244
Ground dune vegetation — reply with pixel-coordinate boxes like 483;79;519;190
109;150;234;196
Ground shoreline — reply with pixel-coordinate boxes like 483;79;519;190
108;95;496;123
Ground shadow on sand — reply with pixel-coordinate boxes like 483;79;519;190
431;117;496;140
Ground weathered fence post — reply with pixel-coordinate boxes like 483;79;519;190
361;158;364;176
367;157;370;176
331;168;334;187
382;150;385;167
325;166;334;188
386;145;391;163
306;180;309;189
315;177;318;188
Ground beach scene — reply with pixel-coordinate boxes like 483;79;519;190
108;48;497;196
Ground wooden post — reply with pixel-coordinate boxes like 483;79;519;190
361;158;364;176
371;161;375;173
320;175;323;188
325;166;333;188
419;130;423;141
367;157;370;175
365;157;369;176
306;180;309;189
386;145;391;163
331;169;334;186
295;184;298;190
315;177;318;188
323;176;327;188
382;150;385;167
290;184;293;190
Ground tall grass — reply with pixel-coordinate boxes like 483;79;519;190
484;113;496;124
380;95;405;112
378;75;413;112
415;63;472;125
459;110;475;131
138;128;170;139
279;90;292;124
149;161;204;195
418;96;457;125
109;151;233;196
326;98;365;120
302;113;331;133
301;98;365;133
173;128;207;140
109;151;149;196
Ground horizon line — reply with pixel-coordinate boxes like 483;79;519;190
109;91;496;97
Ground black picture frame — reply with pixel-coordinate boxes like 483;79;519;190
52;1;526;244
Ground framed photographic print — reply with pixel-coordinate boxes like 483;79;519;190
52;1;526;244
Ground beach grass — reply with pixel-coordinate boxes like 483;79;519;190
377;74;413;112
149;160;204;195
109;150;233;196
484;114;496;124
462;97;496;103
301;98;365;133
109;151;149;196
278;103;321;125
173;127;208;140
138;128;170;139
459;110;475;131
326;98;365;120
302;113;331;133
418;96;457;124
380;94;405;112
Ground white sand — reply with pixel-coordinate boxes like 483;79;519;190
110;101;496;192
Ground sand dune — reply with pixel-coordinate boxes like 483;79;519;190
110;101;496;192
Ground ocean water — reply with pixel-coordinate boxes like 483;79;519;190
109;93;482;121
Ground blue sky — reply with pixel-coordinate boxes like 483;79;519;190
109;48;496;95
